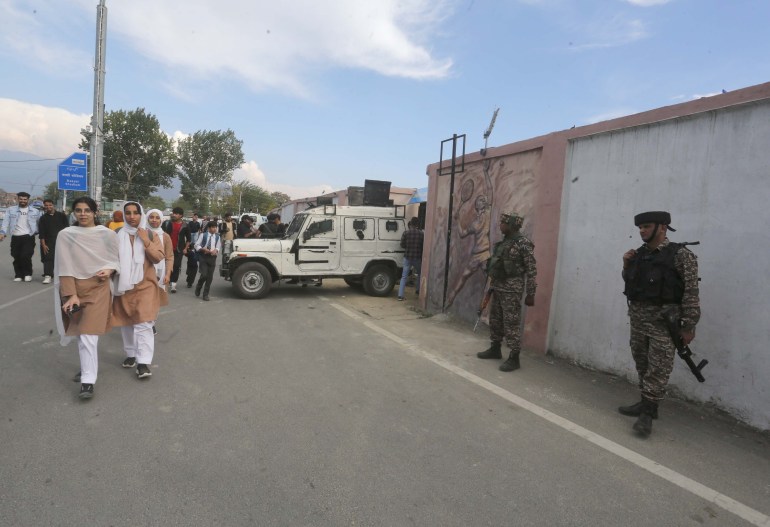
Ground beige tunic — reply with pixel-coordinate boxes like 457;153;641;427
112;232;165;326
159;232;174;307
60;276;113;336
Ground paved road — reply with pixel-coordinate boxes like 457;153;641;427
0;246;768;526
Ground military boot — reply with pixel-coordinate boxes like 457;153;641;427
477;341;502;360
618;399;658;419
632;399;658;438
499;351;521;372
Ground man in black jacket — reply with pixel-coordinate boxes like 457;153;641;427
161;207;189;293
38;199;70;284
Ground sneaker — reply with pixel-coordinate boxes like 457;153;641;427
186;283;193;288
122;357;137;368
397;296;405;301
72;371;82;382
170;282;177;293
194;287;201;297
202;295;210;301
136;364;152;379
42;276;52;284
24;276;32;282
79;383;94;399
13;277;22;282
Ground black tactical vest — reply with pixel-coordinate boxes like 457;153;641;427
623;243;684;304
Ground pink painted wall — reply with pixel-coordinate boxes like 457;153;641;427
422;81;770;354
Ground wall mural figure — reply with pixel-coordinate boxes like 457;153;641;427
445;158;498;308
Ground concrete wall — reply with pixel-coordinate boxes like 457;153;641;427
422;81;770;429
549;99;770;429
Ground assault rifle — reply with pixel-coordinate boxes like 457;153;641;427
474;280;493;332
662;306;708;382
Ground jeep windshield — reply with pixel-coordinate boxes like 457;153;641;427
284;214;306;238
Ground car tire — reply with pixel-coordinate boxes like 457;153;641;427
232;262;272;299
363;264;396;297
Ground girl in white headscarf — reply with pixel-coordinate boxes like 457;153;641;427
146;208;174;335
146;209;174;293
111;202;165;379
55;196;119;399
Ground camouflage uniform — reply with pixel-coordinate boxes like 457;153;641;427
625;239;700;402
488;215;537;356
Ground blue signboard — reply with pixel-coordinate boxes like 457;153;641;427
58;152;88;191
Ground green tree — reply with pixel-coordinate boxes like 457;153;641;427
177;130;245;214
218;181;278;216
43;181;87;210
79;108;177;202
270;191;291;207
143;195;167;211
171;196;195;214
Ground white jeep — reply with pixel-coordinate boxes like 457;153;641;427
221;204;406;298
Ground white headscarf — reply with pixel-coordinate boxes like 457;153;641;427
53;225;120;345
115;202;147;296
145;208;166;290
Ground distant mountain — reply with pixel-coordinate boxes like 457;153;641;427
0;150;60;196
0;150;180;203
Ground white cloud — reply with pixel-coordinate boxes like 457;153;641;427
0;98;89;157
3;1;454;97
691;92;721;99
234;161;329;200
624;0;672;6
59;0;453;98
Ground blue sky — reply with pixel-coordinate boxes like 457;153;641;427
1;0;768;199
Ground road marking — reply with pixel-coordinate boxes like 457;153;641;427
0;286;53;311
329;301;770;527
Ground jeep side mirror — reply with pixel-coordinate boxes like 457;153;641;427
303;231;311;242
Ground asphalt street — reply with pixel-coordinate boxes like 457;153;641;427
0;246;768;526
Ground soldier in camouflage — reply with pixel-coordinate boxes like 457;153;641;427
620;211;700;437
477;212;537;372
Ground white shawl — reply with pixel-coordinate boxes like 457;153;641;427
115;202;147;296
53;225;120;346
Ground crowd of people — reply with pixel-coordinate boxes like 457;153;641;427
2;191;697;438
0;191;290;400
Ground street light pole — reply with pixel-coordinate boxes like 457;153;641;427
90;0;108;204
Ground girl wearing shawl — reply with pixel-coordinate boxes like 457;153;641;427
54;197;119;399
112;202;164;379
146;209;174;305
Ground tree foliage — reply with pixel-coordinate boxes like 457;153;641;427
214;181;283;216
79;108;177;202
270;191;291;207
143;195;167;211
43;181;87;209
176;130;245;214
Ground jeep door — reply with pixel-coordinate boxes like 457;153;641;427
297;216;340;271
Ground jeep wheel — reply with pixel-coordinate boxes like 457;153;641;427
363;265;396;297
344;277;364;289
233;262;272;299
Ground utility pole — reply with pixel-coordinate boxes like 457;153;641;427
90;0;108;203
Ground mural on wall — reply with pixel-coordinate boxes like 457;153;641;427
427;149;540;319
444;158;495;308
